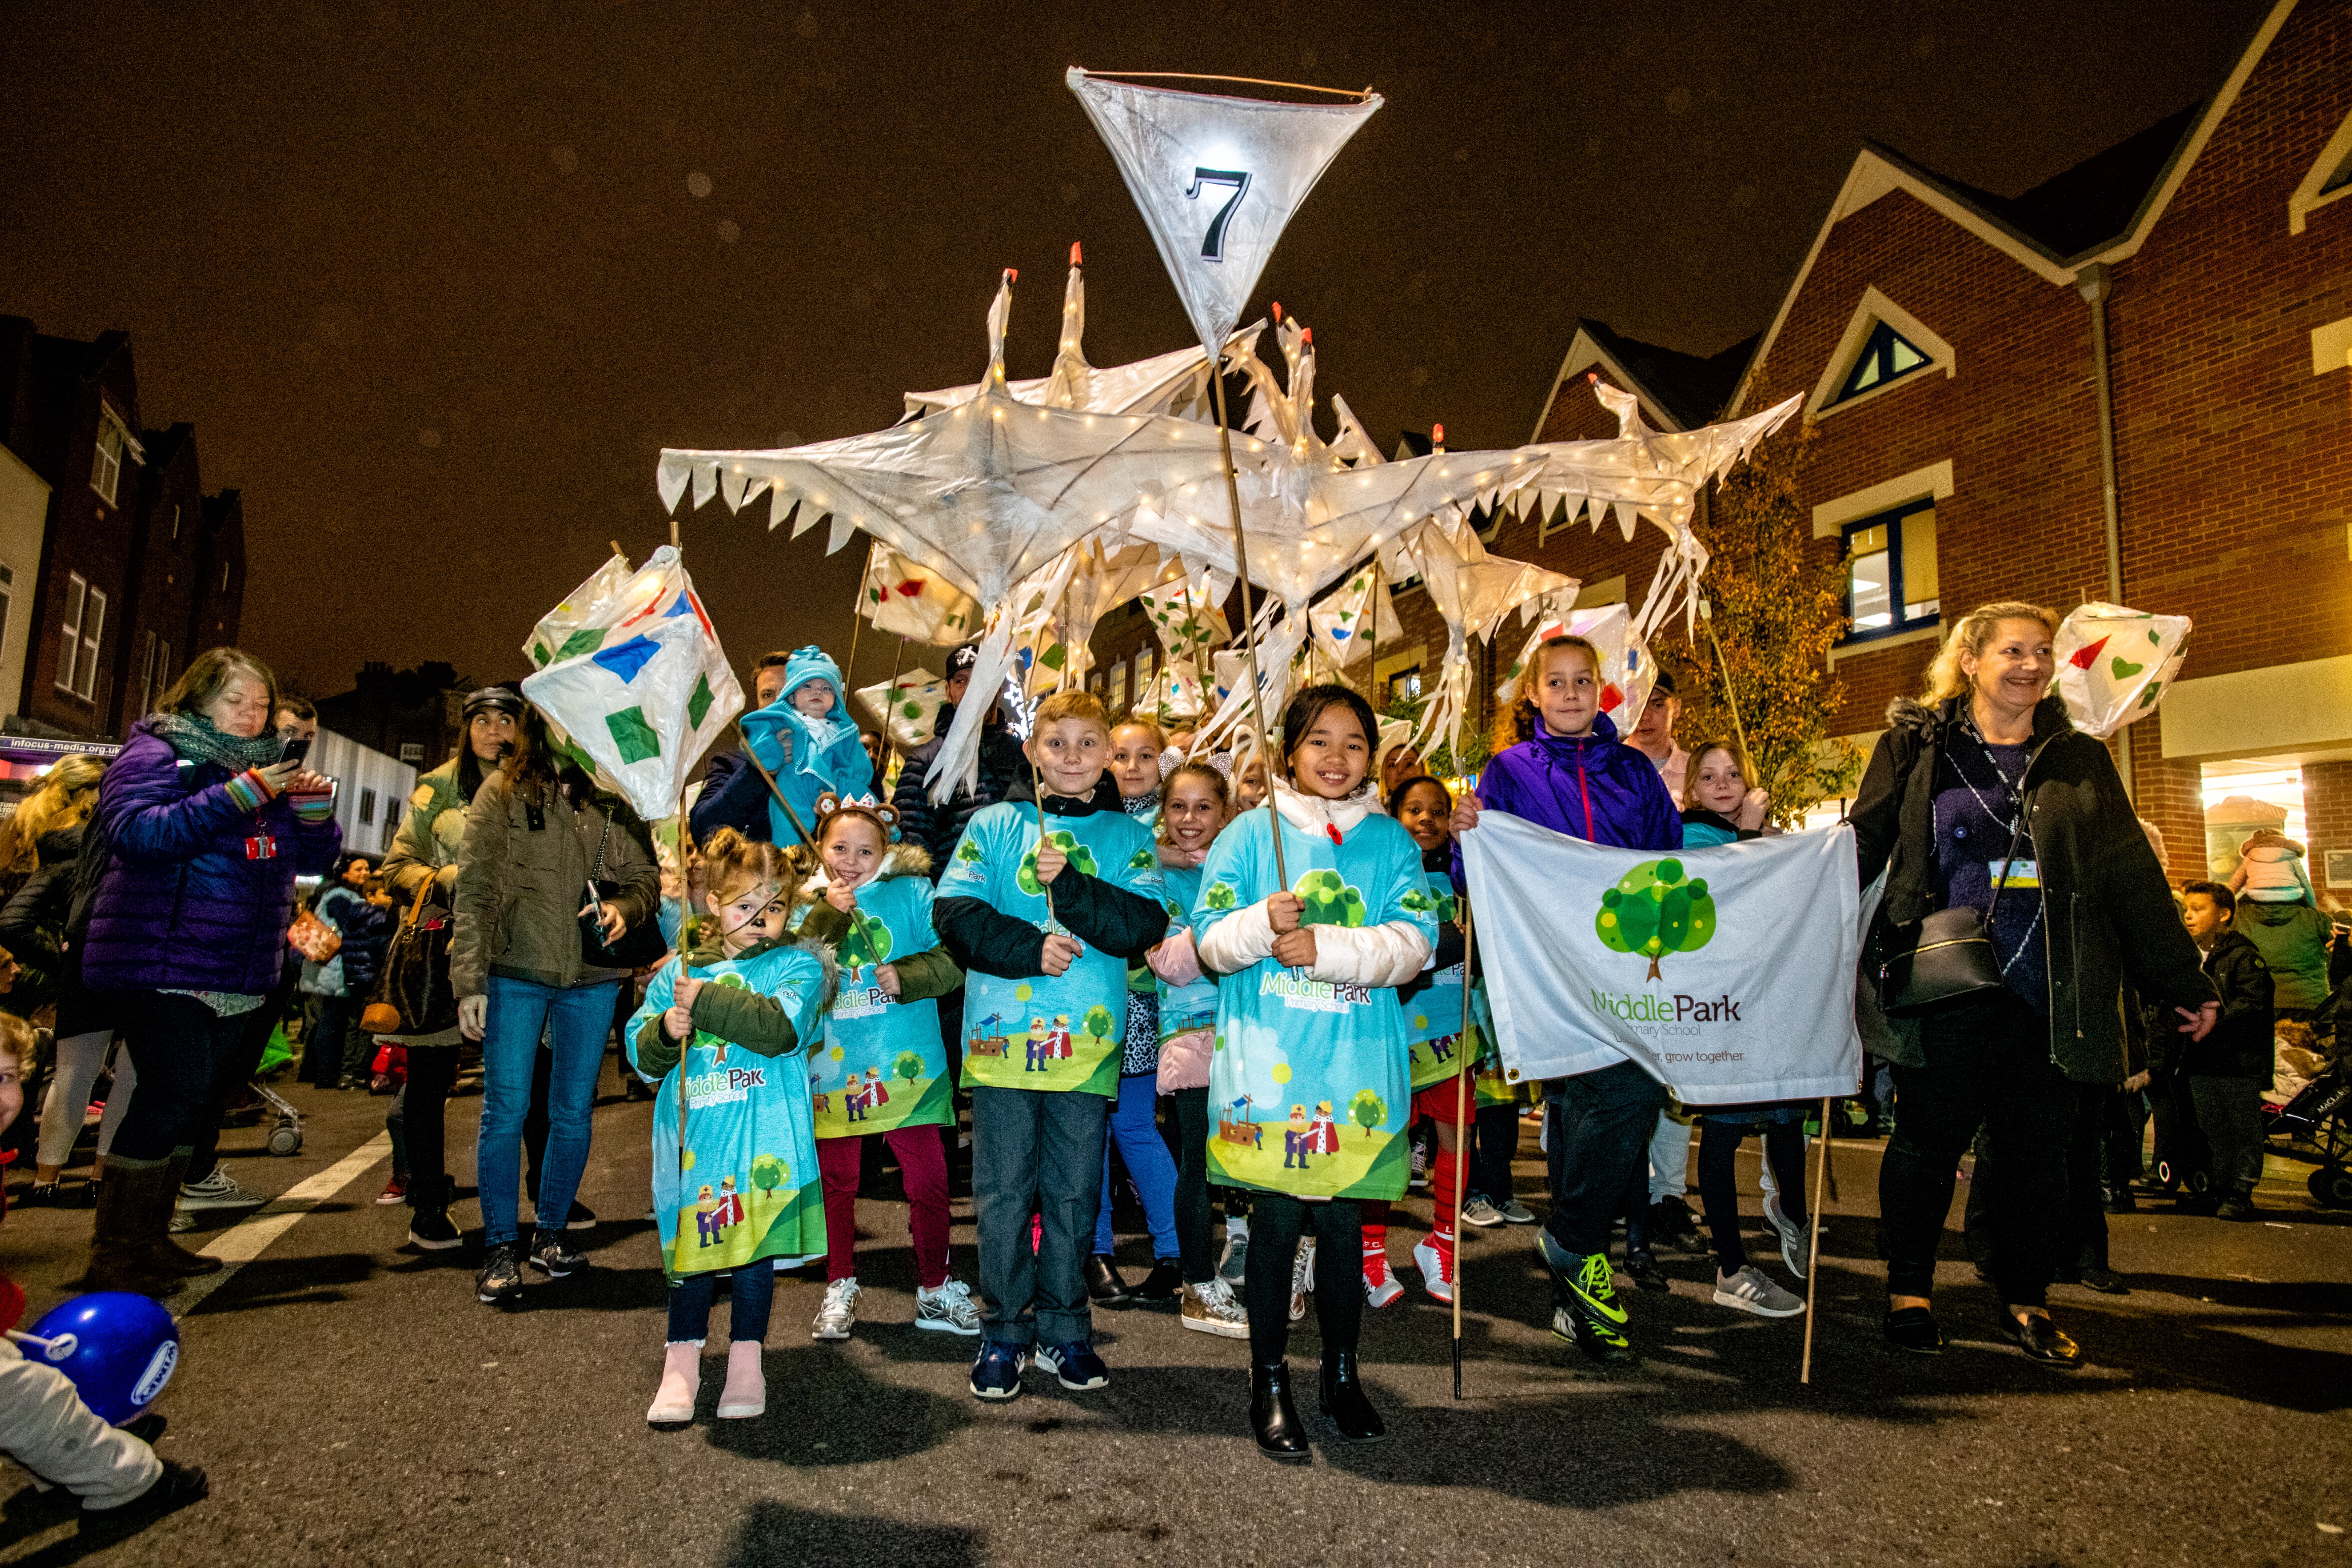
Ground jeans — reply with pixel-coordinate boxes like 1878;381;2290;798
35;1031;130;1170
477;976;617;1247
818;1124;952;1287
666;1264;776;1344
1542;1059;1668;1258
1241;1191;1363;1365
1095;1072;1180;1260
106;991;251;1164
1878;990;2077;1309
402;1045;459;1206
1469;1100;1517;1207
2188;1074;2265;1195
970;1084;1108;1346
1697;1117;1807;1275
1169;1087;1218;1282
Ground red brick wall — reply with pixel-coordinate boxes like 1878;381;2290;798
2303;759;2352;907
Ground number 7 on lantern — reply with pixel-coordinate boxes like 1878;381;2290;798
1186;168;1250;261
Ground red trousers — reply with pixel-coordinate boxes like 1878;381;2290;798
817;1124;952;1288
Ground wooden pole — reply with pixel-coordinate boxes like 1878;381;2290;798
872;634;909;790
1799;1093;1833;1385
733;720;887;961
1368;555;1383;711
1449;902;1475;1400
1208;371;1286;890
845;541;873;695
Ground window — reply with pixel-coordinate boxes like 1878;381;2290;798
1834;321;1934;405
359;787;377;827
138;631;161;715
55;574;105;698
1386;666;1424;704
92;409;130;505
399;742;424;765
0;566;13;673
1109;662;1129;717
1842;499;1940;640
1134;647;1155;707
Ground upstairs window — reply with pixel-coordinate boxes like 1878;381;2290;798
1835;322;1934;405
1843;499;1940;641
92;409;131;505
55;575;106;700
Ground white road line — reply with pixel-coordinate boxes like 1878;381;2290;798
175;1133;393;1313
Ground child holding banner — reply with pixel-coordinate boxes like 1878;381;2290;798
1195;684;1437;1461
1452;636;1679;1366
792;796;977;1341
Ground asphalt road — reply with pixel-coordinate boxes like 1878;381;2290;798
4;1063;2348;1567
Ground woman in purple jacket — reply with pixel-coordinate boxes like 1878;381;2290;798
79;648;341;1295
1451;635;1680;1367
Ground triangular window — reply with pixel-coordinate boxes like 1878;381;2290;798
2324;142;2352;198
1835;322;1933;404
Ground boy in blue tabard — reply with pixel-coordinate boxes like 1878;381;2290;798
737;645;876;839
934;689;1167;1401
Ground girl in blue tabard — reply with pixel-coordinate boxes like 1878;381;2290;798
1143;761;1249;1339
630;828;831;1428
1193;684;1438;1461
793;796;976;1343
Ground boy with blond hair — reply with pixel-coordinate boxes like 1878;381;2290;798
934;690;1167;1401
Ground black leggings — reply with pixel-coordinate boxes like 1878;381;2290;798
1241;1191;1362;1365
403;1045;460;1201
1170;1088;1217;1284
1697;1118;1807;1275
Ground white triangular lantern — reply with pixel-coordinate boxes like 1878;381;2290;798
1306;564;1401;668
1066;69;1382;354
2055;602;2191;739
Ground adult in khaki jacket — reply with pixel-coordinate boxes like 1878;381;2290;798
452;707;658;1303
376;685;522;1249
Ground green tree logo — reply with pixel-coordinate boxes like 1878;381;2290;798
750;1154;786;1192
1017;831;1097;895
1202;880;1238;912
1081;1004;1115;1042
893;1050;925;1088
1348;1088;1387;1138
838;918;894;973
1294;870;1367;928
956;838;984;866
1128;846;1158;871
1398;887;1458;922
1595;857;1718;981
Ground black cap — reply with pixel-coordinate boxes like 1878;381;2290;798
947;643;982;675
462;686;526;722
1651;669;1677;698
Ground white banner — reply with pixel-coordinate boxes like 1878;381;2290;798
1460;813;1867;1104
1067;69;1382;354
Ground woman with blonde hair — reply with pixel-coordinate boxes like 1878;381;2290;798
1851;602;2216;1367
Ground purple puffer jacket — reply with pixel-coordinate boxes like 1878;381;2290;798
1452;712;1681;892
82;720;343;994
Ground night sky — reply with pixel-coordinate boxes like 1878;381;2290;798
0;1;2260;705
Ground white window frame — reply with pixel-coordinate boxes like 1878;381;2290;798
55;574;87;695
76;587;105;701
0;565;13;679
91;409;131;505
2289;108;2352;236
1805;288;1957;421
138;631;160;715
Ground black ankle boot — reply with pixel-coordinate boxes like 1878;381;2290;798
1317;1349;1386;1442
1250;1361;1310;1462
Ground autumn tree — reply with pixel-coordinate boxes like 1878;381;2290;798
1662;412;1861;826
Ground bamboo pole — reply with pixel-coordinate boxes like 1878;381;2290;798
845;540;873;696
733;720;888;962
1799;1094;1833;1385
1449;902;1475;1400
1208;370;1286;889
872;634;909;790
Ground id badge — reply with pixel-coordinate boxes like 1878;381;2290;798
1990;857;2038;888
245;835;278;860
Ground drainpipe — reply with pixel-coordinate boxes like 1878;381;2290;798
2077;261;2133;802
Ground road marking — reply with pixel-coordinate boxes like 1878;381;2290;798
176;1133;393;1313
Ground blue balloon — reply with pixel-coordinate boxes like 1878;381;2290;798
24;1293;180;1426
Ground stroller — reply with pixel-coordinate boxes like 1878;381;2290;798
2262;986;2349;1206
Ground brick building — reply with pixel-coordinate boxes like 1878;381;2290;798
0;318;248;740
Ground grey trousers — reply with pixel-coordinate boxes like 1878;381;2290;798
2187;1074;2266;1195
971;1084;1109;1347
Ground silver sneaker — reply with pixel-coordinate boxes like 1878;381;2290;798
1460;1196;1505;1229
1288;1237;1315;1323
1713;1264;1804;1318
812;1277;860;1341
1764;1192;1810;1280
178;1168;265;1210
1179;1277;1249;1339
915;1279;982;1336
1500;1197;1537;1225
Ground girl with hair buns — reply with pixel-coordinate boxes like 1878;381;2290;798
793;795;974;1342
630;826;833;1425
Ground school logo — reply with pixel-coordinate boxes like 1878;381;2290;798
1595;857;1717;981
1017;830;1098;895
837;916;893;973
1293;869;1367;928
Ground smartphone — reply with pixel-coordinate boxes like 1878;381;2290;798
278;734;311;766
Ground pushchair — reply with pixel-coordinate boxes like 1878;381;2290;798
2261;988;2348;1206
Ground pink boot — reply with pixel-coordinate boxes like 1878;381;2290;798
647;1341;700;1424
717;1339;766;1419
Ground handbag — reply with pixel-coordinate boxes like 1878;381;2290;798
362;877;458;1037
1878;794;2030;1018
578;817;667;970
288;904;342;963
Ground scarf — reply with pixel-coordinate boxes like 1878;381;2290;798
147;712;287;772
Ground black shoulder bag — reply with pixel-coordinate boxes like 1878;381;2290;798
1877;753;2033;1019
578;816;667;970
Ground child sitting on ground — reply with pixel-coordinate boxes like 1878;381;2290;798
630;828;832;1426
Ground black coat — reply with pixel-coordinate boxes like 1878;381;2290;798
688;749;774;846
2186;929;2273;1082
933;787;1169;979
1851;694;2214;1083
0;828;80;1012
892;701;1027;884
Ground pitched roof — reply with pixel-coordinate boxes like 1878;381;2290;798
1526;318;1760;441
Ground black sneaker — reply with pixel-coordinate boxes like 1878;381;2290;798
1130;1259;1184;1305
1625;1249;1669;1292
565;1200;597;1232
79;1459;209;1533
408;1205;461;1251
529;1232;587;1277
476;1242;524;1304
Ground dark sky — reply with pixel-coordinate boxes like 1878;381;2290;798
0;1;2260;703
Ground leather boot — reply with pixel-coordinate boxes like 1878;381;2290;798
1317;1348;1386;1442
135;1153;223;1278
80;1159;183;1299
1249;1361;1310;1462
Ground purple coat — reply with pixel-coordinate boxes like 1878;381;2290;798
1452;712;1681;891
83;720;343;994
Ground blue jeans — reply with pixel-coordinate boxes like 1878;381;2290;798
1095;1072;1180;1260
477;976;617;1247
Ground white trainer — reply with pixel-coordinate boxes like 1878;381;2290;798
1413;1237;1455;1304
812;1277;860;1341
915;1279;983;1336
1364;1255;1404;1308
178;1168;265;1210
1460;1196;1506;1229
1763;1192;1810;1280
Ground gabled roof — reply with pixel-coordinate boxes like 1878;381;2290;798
1527;318;1759;441
1729;0;2298;412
